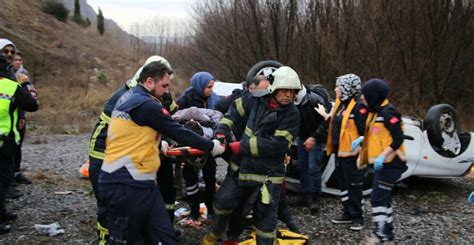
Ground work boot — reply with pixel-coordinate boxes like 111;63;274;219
5;187;22;199
0;212;17;223
310;192;321;214
201;233;217;245
278;196;300;233
331;214;352;224
15;173;32;185
349;220;363;231
293;192;312;206
0;222;11;235
285;215;300;233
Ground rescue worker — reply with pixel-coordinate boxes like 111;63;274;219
0;39;33;199
202;66;301;245
224;75;300;244
88;55;176;198
0;54;38;234
87;56;177;242
315;74;367;230
98;61;225;244
292;84;331;211
177;71;219;225
215;74;271;114
352;78;407;243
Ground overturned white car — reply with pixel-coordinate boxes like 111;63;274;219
214;60;473;196
285;103;474;196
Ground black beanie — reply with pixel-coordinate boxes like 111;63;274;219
361;79;389;112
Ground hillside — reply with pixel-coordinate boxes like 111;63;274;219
0;0;142;133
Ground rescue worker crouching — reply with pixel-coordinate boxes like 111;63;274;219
97;61;225;244
202;66;301;245
353;79;407;243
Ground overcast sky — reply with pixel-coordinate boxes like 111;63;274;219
87;0;195;32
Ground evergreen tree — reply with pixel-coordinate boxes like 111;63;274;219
73;0;81;18
97;8;105;35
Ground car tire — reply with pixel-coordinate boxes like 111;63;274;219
245;60;283;84
424;104;461;156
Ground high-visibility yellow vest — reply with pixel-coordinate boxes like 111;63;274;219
359;99;406;167
326;98;361;157
0;77;20;144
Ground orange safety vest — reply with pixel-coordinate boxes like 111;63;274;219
358;99;406;168
326;98;361;157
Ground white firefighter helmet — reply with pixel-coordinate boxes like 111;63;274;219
269;66;302;93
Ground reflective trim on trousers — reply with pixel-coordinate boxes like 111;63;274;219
254;226;276;239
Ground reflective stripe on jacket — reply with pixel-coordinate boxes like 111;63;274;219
217;93;300;186
0;77;20;144
101;89;160;183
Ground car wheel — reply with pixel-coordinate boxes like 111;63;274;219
245;60;283;84
424;104;462;157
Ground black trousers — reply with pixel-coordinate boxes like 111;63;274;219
371;157;407;241
212;171;281;244
88;156;103;201
156;156;176;221
98;183;178;244
182;156;216;219
335;156;364;222
0;143;16;214
14;124;26;173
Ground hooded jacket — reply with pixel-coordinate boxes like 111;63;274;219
358;79;405;167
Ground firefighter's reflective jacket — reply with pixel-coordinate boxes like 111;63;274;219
216;93;300;186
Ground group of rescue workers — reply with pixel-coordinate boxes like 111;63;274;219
85;54;407;245
0;39;406;243
0;38;38;234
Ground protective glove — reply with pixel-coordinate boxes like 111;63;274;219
351;136;364;151
374;155;385;171
214;133;227;145
229;141;241;155
211;139;225;156
314;103;329;120
468;191;474;203
160;141;170;156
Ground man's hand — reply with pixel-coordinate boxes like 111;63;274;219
351;136;364;151
314;103;329;120
18;119;26;130
303;137;316;152
16;74;29;84
211;139;225;156
374;155;385;171
160;141;170;156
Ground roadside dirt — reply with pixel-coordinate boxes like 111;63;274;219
0;133;472;244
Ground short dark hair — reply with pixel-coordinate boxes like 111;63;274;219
138;61;172;83
247;75;268;88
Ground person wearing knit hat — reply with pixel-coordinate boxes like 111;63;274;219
356;78;407;243
0;39;16;64
0;54;39;234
